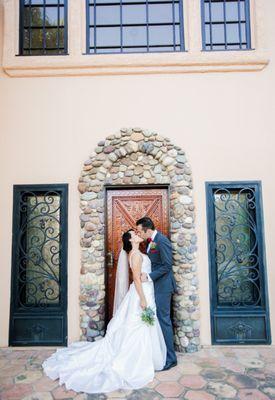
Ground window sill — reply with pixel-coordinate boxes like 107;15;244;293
3;49;269;77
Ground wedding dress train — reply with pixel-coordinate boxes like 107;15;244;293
42;253;167;394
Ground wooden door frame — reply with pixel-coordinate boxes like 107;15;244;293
103;184;171;330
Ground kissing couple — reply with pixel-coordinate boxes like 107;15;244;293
42;217;178;394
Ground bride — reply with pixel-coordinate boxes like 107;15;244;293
42;229;167;394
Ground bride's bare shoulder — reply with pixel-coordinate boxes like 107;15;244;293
129;250;143;268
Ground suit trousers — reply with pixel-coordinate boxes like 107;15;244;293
155;291;177;365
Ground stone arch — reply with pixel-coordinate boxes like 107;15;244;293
78;127;200;353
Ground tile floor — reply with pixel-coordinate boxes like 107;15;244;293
0;346;275;399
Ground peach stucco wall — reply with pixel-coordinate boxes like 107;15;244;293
0;0;275;347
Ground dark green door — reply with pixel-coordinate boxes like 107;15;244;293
206;181;271;344
9;184;68;346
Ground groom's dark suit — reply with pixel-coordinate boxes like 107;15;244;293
147;231;177;365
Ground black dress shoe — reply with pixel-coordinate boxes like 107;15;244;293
161;360;177;371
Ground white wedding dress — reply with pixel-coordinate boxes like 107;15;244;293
42;252;167;394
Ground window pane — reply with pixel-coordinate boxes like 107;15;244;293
210;2;224;22
175;25;180;45
226;23;239;43
94;0;117;3
204;2;210;22
31;29;43;48
45;48;64;54
89;6;94;25
45;7;58;26
59;7;64;25
123;46;147;53
123;5;146;24
148;4;173;23
89;29;94;48
240;1;246;20
150;46;174;52
23;8;31;27
123;26;147;46
45;28;64;48
31;7;44;26
96;27;120;47
173;4;179;22
226;1;239;21
241;22;247;42
227;44;241;50
97;47;121;53
23;29;30;48
97;6;120;25
149;25;173;45
212;24;225;44
205;24;210;44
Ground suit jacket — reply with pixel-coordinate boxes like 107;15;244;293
147;231;177;294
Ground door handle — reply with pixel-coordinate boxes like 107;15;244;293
107;252;113;269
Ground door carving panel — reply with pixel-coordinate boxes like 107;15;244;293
106;188;169;321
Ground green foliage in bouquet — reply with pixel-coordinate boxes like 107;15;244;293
141;306;155;326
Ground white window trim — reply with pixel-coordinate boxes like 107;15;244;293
2;0;269;78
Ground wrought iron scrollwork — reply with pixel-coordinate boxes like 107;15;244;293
213;187;261;307
17;191;61;308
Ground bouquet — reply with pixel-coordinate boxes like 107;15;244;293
141;306;155;326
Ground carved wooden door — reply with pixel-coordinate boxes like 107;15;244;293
106;188;169;321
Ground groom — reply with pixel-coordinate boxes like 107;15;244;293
136;217;177;371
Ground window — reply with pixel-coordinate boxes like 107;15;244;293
9;184;68;346
19;0;68;55
205;181;271;344
201;0;251;50
86;0;185;54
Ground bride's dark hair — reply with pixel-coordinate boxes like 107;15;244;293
122;229;134;254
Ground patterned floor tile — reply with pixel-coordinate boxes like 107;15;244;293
0;346;274;399
179;375;206;389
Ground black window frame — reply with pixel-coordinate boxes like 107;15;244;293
19;0;68;56
201;0;252;51
85;0;185;55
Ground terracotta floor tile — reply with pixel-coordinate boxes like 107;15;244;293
0;346;274;399
155;381;184;397
179;375;206;389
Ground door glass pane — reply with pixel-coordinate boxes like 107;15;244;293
20;192;61;307
213;189;261;307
